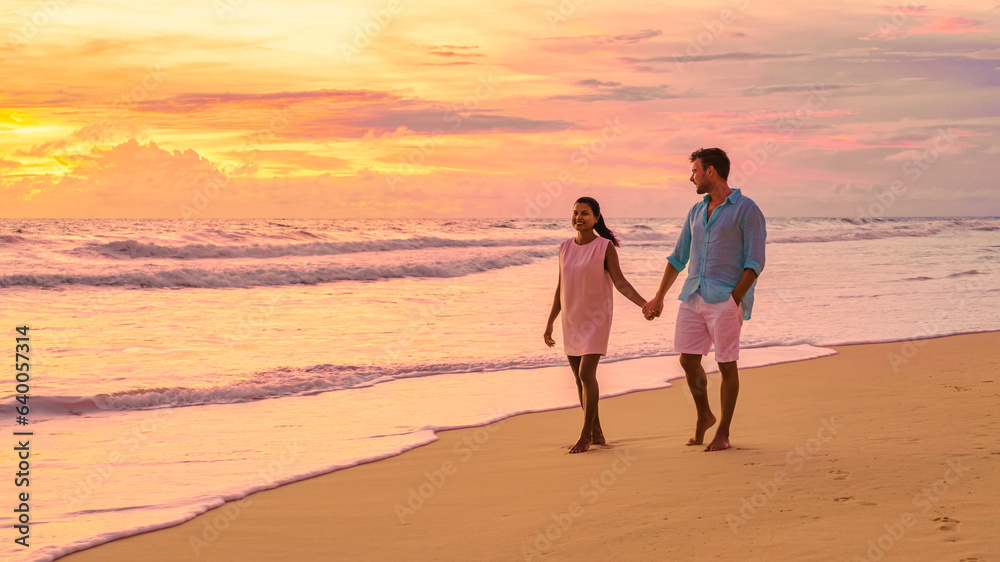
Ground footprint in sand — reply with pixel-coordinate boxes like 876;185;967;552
959;557;980;561
743;462;762;466
834;496;853;502
829;468;850;480
934;516;960;531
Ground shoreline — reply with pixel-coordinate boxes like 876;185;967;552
61;332;1000;561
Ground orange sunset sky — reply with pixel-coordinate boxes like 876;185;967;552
1;0;998;218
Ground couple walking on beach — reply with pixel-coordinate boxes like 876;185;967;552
543;147;767;454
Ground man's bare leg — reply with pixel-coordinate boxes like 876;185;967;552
705;360;739;452
680;353;716;446
569;354;602;453
568;355;605;445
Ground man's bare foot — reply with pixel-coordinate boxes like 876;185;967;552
686;414;717;446
592;430;606;445
569;435;592;454
704;434;730;452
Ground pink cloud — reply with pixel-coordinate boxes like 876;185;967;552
669;109;854;125
862;14;990;40
3;139;226;217
132;89;396;114
908;17;990;35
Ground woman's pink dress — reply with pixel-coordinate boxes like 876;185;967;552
558;236;613;356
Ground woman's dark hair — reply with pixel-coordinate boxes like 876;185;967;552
575;196;619;247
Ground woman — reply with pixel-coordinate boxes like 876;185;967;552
544;197;648;453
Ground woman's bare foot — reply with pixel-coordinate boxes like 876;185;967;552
569;435;593;454
592;429;606;445
704;434;731;452
686;413;717;446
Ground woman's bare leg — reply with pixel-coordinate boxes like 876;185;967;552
570;354;602;453
568;355;604;445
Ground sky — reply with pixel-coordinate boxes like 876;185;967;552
1;0;998;218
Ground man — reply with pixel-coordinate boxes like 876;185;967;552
642;147;766;452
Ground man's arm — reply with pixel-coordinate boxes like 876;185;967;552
733;204;766;306
642;263;680;319
731;268;757;306
642;212;692;319
741;205;766;278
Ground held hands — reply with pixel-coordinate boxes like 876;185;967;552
544;324;556;347
642;298;663;321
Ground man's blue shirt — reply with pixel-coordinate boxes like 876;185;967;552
666;188;766;320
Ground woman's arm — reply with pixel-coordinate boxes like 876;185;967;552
544;274;560;347
605;243;646;307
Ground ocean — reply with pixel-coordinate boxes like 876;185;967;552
2;216;998;560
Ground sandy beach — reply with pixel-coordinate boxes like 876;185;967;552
61;332;1000;561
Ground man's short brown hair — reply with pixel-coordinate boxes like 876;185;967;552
690;147;730;180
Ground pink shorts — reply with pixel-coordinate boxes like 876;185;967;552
674;292;743;363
